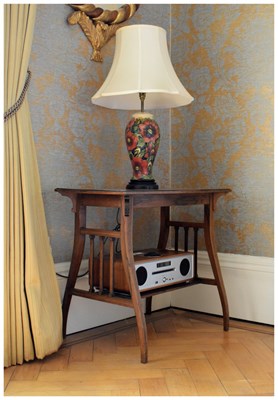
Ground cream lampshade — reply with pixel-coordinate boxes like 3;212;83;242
92;24;194;189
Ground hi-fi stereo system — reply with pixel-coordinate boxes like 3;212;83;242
94;249;194;294
134;250;194;291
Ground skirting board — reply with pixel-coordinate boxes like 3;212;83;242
55;251;274;334
170;251;274;325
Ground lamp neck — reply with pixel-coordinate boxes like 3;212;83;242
139;92;146;113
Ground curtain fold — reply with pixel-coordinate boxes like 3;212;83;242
4;4;63;367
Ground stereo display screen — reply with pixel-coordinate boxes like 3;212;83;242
156;261;171;268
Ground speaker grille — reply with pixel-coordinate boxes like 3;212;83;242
136;266;148;286
180;258;191;276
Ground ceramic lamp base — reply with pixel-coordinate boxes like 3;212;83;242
126;179;159;190
125;112;160;190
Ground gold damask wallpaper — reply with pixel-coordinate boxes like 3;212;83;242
171;4;273;256
28;4;273;261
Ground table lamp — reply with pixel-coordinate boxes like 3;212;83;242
91;24;194;189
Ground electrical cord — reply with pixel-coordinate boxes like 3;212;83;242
115;208;121;254
56;208;121;279
56;269;89;279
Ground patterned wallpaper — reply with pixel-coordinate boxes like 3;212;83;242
171;4;274;257
29;4;171;262
28;4;273;262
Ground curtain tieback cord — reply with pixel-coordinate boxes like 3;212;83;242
4;69;32;123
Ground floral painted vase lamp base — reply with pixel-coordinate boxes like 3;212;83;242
125;91;160;189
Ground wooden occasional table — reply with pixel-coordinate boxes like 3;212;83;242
55;188;231;363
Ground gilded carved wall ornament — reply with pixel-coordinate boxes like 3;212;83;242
67;4;140;62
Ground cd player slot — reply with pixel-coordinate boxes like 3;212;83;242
152;268;175;275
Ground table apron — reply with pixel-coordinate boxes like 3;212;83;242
78;193;212;210
132;193;211;208
80;194;122;208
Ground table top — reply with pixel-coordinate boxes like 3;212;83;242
55;188;231;196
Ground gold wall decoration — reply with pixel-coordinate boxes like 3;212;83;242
67;4;140;62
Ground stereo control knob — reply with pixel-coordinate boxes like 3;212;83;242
136;266;148;286
163;277;166;282
180;258;190;276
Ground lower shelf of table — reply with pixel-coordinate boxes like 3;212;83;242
71;278;214;307
139;278;203;298
71;288;133;308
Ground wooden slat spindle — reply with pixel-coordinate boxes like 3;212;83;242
109;238;115;296
174;226;179;251
99;236;104;295
89;235;95;292
184;227;189;252
194;228;199;278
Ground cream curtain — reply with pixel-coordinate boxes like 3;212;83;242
4;4;63;367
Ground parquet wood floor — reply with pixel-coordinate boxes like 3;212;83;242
4;309;274;396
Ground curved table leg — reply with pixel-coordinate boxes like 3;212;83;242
204;201;229;331
62;204;86;337
120;196;148;363
140;207;170;316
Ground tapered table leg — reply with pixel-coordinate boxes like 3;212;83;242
62;204;86;337
138;206;170;316
158;206;170;250
204;200;229;331
145;297;152;315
